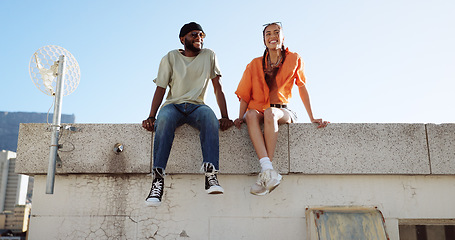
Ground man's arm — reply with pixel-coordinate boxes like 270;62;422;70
211;76;234;131
142;86;166;131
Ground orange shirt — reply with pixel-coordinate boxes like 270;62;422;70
235;49;306;112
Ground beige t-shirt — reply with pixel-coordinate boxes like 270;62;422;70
154;48;221;107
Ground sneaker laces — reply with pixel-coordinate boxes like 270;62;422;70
256;171;271;187
206;173;220;186
148;179;163;198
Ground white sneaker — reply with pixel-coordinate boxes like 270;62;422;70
264;169;282;193
250;179;267;196
250;169;282;195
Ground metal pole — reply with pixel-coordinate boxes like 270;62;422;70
46;55;66;194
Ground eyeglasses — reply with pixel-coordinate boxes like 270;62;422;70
263;22;282;28
189;31;206;39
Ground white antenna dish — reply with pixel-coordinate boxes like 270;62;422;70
29;45;80;96
28;45;80;194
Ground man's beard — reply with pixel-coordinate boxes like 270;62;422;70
184;38;203;53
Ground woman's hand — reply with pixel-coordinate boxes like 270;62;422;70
234;118;244;129
311;118;329;128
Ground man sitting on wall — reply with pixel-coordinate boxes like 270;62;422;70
142;22;234;207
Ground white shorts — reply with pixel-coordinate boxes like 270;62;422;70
243;107;298;123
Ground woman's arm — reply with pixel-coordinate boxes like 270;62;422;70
234;99;248;129
298;84;328;128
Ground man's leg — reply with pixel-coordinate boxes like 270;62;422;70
186;104;220;169
153;104;184;170
186;104;223;194
146;104;184;207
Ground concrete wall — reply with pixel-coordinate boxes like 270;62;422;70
16;123;455;240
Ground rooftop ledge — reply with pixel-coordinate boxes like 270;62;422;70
15;123;455;175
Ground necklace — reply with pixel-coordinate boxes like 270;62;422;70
268;53;282;68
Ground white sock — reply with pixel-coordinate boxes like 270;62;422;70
260;157;273;172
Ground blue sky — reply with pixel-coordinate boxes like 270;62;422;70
1;0;454;124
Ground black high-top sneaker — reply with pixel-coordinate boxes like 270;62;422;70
145;168;164;207
202;163;224;194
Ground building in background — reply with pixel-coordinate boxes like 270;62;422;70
0;111;75;238
0;151;30;237
0;205;31;235
0;111;75;204
0;151;28;212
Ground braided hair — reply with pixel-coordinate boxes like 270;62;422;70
262;23;286;88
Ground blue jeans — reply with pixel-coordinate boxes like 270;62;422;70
153;103;220;171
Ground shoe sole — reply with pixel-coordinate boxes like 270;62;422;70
267;182;280;193
145;200;161;207
206;186;224;194
250;189;268;196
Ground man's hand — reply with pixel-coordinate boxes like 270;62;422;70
142;117;156;132
219;118;234;131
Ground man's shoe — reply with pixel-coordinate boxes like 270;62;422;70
145;177;164;207
250;169;282;196
202;163;224;194
205;172;224;194
145;169;165;207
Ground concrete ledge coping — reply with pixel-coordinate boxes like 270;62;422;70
15;123;455;175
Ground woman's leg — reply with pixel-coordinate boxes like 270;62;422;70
244;110;267;159
246;108;289;196
263;108;292;161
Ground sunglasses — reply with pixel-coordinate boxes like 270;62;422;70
189;31;206;39
263;22;282;28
